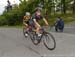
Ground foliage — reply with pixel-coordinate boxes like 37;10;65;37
0;16;8;26
0;0;75;26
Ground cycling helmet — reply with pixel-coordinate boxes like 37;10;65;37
25;12;31;16
35;7;42;12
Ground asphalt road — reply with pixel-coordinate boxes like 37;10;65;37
0;25;75;57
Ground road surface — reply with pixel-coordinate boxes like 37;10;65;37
0;24;75;57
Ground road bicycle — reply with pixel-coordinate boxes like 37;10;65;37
23;26;56;50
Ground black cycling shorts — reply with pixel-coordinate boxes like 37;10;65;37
25;20;35;27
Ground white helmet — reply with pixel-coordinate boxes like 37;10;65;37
25;12;30;16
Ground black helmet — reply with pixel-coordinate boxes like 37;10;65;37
35;7;42;12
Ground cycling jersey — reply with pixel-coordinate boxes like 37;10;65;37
32;14;44;21
23;16;30;22
23;16;35;27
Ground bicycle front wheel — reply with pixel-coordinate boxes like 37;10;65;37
43;32;56;50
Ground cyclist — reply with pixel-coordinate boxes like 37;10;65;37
32;8;49;37
23;12;31;36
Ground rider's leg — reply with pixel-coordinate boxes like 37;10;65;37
26;26;31;31
23;23;29;36
29;20;41;36
35;24;41;36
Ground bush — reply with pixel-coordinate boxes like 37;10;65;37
0;16;8;26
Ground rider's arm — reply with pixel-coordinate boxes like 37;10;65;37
23;16;28;26
23;20;28;26
23;22;28;26
33;19;41;27
43;18;49;26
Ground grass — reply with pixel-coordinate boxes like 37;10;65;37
0;25;23;28
47;13;75;25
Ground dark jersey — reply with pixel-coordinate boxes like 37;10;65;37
32;14;44;21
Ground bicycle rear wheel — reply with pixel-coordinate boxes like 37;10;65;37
23;28;26;37
43;32;56;50
30;33;41;45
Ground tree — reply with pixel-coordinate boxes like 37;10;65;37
6;0;12;12
61;0;66;14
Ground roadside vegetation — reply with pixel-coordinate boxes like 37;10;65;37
0;0;75;27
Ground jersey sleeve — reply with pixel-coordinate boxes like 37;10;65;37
32;14;36;20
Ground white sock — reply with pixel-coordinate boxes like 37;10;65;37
37;33;42;36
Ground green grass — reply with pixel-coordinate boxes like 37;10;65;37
0;25;23;28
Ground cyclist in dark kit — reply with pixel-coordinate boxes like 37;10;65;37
32;8;49;36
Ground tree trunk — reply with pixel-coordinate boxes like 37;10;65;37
61;0;66;14
73;0;75;14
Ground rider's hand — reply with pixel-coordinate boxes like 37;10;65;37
25;24;28;27
46;23;49;26
44;23;49;27
37;24;41;28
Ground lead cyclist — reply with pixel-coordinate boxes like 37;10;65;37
31;8;49;37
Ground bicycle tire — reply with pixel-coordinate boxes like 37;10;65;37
30;33;41;45
23;28;26;37
43;32;56;50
